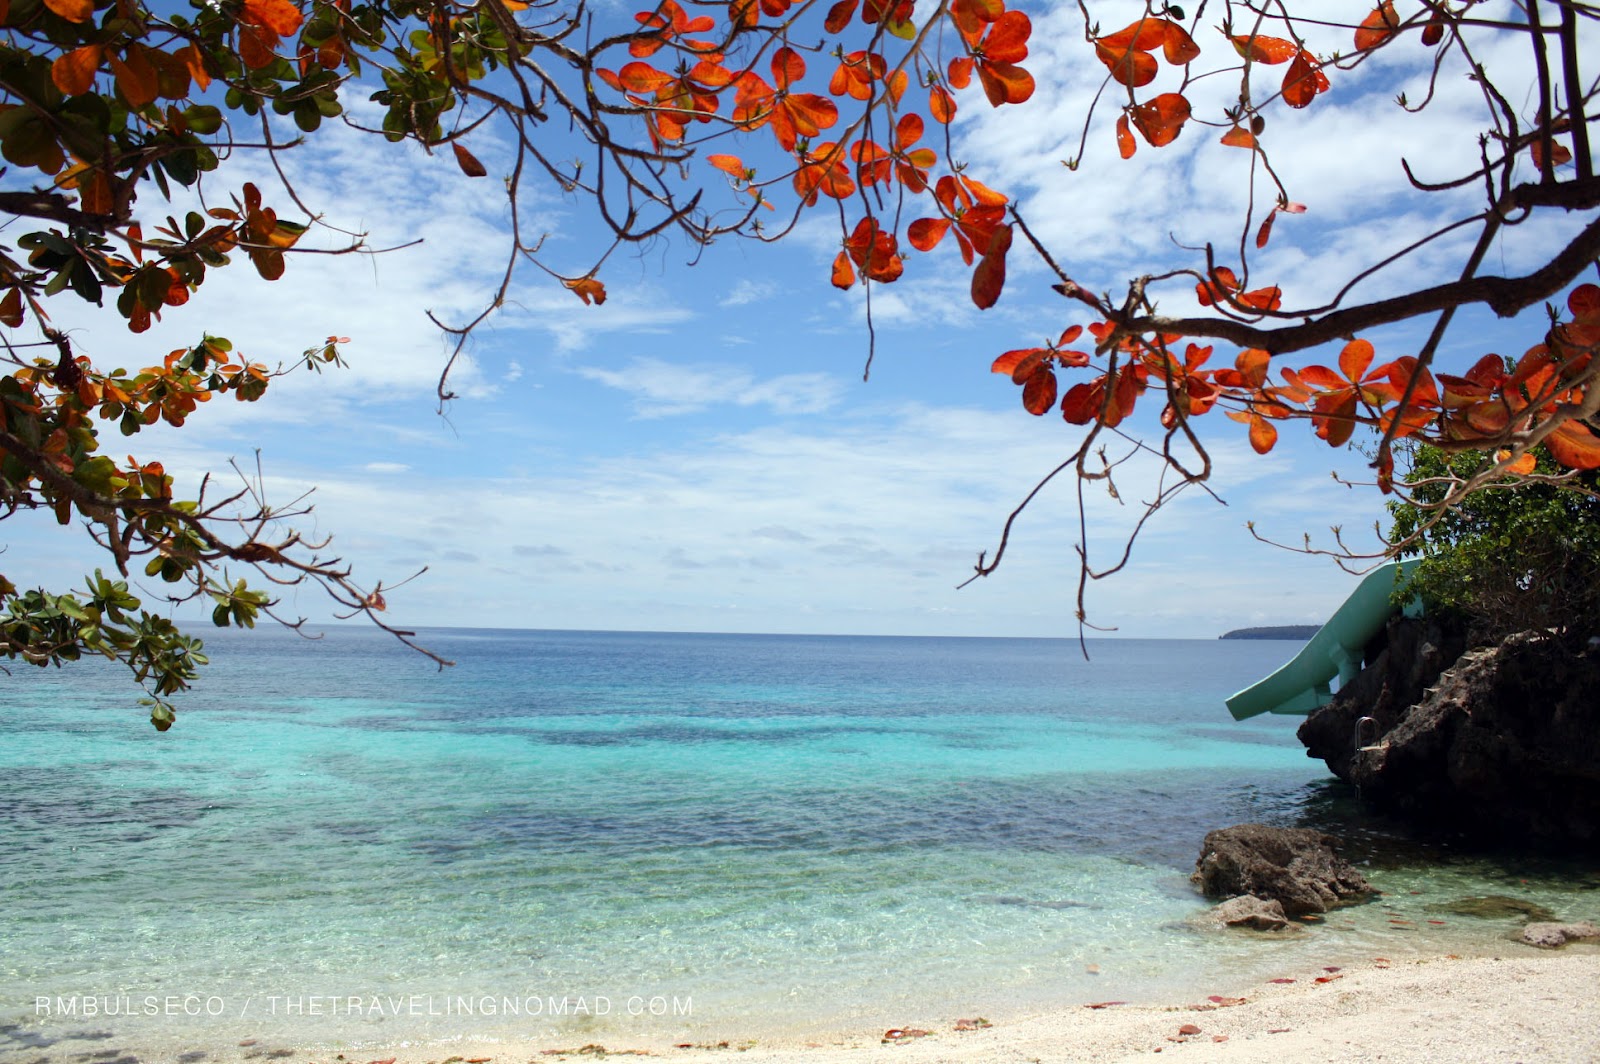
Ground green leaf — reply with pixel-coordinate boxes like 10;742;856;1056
73;455;122;495
185;104;222;134
55;596;90;621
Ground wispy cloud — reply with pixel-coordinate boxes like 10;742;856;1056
719;279;779;306
574;357;845;418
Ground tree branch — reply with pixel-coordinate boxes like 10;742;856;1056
1119;204;1600;355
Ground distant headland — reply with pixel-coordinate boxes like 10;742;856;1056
1219;625;1320;640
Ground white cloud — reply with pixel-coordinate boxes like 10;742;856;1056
574;356;845;418
185;399;1374;637
719;279;779;306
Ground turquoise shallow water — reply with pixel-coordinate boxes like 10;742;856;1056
2;629;1596;1060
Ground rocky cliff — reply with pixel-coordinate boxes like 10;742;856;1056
1297;617;1600;847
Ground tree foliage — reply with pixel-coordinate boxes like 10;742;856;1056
1;0;1597;719
1389;443;1600;643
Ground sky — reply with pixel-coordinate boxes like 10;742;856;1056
5;0;1597;644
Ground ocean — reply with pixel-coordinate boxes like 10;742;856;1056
2;627;1595;1061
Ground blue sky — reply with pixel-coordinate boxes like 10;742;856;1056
6;0;1595;641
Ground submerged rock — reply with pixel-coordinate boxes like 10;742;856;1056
1207;894;1292;931
1518;921;1600;949
1191;823;1371;916
971;894;1092;910
1427;895;1558;922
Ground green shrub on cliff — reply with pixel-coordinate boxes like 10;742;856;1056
1389;445;1600;643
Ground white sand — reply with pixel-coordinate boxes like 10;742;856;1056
195;950;1600;1063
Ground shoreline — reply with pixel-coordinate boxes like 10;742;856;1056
12;949;1597;1064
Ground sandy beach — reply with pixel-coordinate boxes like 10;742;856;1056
91;949;1593;1064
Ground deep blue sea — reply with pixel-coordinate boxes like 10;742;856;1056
3;628;1596;1060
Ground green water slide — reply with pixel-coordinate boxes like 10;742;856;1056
1225;561;1419;720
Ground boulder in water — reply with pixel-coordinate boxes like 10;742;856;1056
1191;823;1371;916
1209;894;1292;931
1518;921;1600;948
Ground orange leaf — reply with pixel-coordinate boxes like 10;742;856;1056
1497;449;1537;476
908;216;950;252
831;250;855;289
1354;1;1399;52
564;277;607;305
1021;367;1057;415
959;175;1008;207
1339;338;1375;381
1385;355;1437;407
977;61;1034;107
1162;22;1200;64
1322;393;1359;447
1116;114;1135;159
1256;211;1275;248
77;168;113;214
882;69;907;105
707;153;747;177
1236;347;1270;387
1096;43;1157;88
238;23;281;69
1098;19;1170;53
1196;266;1239;306
1248;414;1278;454
982;9;1033;62
1282;49;1328;108
611;61;673;94
1104;367;1140;427
970;224;1011;310
1129;93;1190;147
52;44;103;95
1061;380;1102;424
452;142;487;177
1230;34;1296;64
824;0;856;33
1530;139;1573;169
1239;286;1282;312
42;0;92;22
109;50;159;109
0;287;23;328
1005;350;1047;385
990;349;1036;376
1221;125;1256;149
174;44;213;92
842;217;902;283
950;0;1003;31
241;0;305;36
249;246;285;281
929;84;956;124
1544;420;1600;469
1569;283;1600;323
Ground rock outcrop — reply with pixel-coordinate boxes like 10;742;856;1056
1298;618;1600;846
1295;614;1469;781
1191;823;1371;915
1518;921;1600;949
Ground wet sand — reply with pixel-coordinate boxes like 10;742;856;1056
106;949;1599;1064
